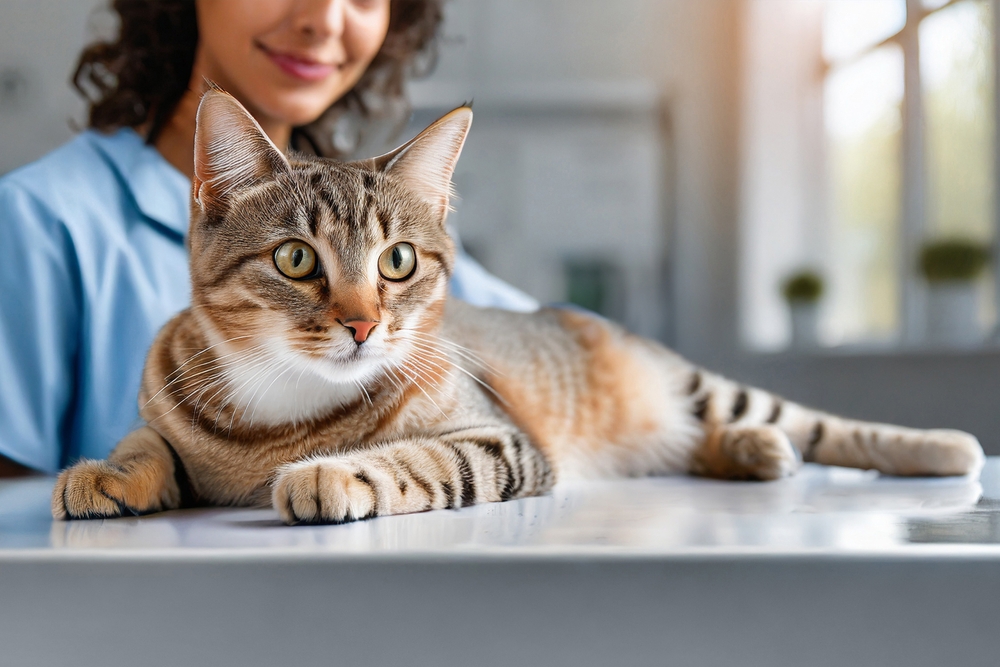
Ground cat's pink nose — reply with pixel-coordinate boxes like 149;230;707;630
342;319;378;344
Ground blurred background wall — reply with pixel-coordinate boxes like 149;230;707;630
3;0;1000;454
0;0;104;174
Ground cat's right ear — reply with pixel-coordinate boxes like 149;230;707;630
193;88;290;210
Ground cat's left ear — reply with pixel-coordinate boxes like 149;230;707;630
193;87;290;210
374;105;472;222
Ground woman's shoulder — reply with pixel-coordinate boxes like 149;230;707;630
0;128;189;240
0;129;138;212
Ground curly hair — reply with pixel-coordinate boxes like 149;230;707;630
72;0;444;157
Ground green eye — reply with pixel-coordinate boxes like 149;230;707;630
378;243;416;281
274;241;318;279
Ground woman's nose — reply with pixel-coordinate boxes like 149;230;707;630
292;0;345;40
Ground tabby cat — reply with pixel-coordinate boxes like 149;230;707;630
52;90;985;524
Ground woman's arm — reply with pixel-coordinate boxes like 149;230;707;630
449;247;539;312
0;181;81;475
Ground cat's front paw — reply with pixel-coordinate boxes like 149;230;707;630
272;460;379;525
52;460;160;520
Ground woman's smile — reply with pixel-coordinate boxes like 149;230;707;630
256;42;343;83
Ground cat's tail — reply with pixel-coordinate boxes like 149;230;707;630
682;366;985;478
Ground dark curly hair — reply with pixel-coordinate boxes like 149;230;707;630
72;0;444;157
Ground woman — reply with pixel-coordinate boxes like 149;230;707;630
0;0;535;476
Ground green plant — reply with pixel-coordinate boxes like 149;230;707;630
781;270;824;303
918;239;991;282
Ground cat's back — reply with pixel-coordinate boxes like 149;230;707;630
442;298;691;471
443;297;657;363
442;298;582;370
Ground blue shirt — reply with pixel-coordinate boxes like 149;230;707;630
0;128;536;473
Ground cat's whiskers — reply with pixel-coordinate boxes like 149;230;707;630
175;341;273;389
164;334;256;380
400;334;470;375
378;363;410;399
183;345;275;409
435;339;499;376
198;348;284;430
143;338;263;410
388;359;448;419
213;337;380;428
223;354;287;435
405;342;509;407
145;344;275;427
401;344;448;377
354;380;374;407
403;337;473;378
243;360;300;432
405;329;501;376
405;328;488;359
190;351;274;422
399;342;465;392
158;344;271;398
403;358;459;402
399;346;485;413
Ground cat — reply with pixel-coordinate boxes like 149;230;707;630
52;89;985;524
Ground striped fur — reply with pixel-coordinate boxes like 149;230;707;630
53;91;985;524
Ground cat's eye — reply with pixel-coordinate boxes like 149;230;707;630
274;241;318;280
378;243;416;281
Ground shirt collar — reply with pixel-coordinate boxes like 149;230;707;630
90;128;191;237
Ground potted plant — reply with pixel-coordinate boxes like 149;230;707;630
919;238;991;346
781;270;824;349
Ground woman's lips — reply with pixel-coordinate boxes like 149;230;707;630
259;44;339;82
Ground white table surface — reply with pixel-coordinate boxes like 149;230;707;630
2;460;998;558
1;461;998;667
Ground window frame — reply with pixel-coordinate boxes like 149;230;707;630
824;0;999;344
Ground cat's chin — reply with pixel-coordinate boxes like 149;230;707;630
310;354;390;386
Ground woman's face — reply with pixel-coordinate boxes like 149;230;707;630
194;0;391;130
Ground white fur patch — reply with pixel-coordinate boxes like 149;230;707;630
220;346;364;427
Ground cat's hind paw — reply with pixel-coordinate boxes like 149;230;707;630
272;459;380;525
720;425;800;481
693;424;801;481
888;429;986;477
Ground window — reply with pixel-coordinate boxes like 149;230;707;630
741;0;997;350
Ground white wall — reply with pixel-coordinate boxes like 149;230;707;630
0;0;105;175
740;0;827;350
411;0;746;360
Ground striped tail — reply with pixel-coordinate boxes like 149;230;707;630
683;368;984;479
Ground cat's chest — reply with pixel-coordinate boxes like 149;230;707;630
219;358;365;427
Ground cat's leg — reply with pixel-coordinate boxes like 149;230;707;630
272;424;553;524
52;426;187;519
786;414;983;477
684;368;984;477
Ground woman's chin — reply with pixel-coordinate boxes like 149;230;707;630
254;86;352;128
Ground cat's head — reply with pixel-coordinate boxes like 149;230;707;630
187;89;471;387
